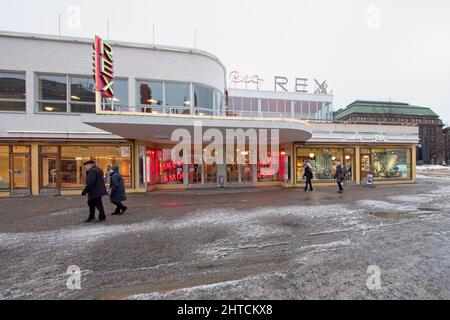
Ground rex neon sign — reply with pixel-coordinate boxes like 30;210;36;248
93;36;114;98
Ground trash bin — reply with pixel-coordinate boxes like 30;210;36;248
366;174;375;188
218;174;225;188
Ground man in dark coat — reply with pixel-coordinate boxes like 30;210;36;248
303;163;314;192
109;164;128;215
82;160;107;222
334;162;345;193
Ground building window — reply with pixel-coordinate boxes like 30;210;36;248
214;90;224;114
137;80;163;112
165;82;190;112
194;84;214;113
60;145;132;188
37;74;128;113
0;71;26;112
70;76;96;113
105;78;129;110
370;148;412;180
257;151;285;182
37;74;67;112
296;147;355;182
146;148;184;185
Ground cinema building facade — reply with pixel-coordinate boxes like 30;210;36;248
0;31;418;197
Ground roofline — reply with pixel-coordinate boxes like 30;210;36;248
335;100;439;116
349;100;410;106
0;30;227;74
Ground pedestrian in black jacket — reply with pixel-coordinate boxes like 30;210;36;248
82;160;107;222
303;164;314;192
109;164;128;215
334;162;345;193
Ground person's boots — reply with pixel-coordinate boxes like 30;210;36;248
98;212;107;221
111;207;121;215
121;205;128;214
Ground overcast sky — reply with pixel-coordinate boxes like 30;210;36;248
2;0;449;124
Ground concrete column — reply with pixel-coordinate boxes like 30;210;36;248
355;146;361;185
411;146;416;182
31;143;39;196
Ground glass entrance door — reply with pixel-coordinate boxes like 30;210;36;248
40;154;59;195
11;154;31;195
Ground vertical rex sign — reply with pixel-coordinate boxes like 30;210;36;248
93;36;114;112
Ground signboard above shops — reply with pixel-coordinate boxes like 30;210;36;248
92;35;114;98
274;76;329;95
228;71;330;94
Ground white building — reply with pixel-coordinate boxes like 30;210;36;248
0;31;419;197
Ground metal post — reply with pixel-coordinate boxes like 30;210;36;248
58;13;61;36
194;28;197;49
107;18;110;40
152;24;155;46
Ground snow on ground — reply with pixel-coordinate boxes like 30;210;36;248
416;165;450;171
1;181;449;299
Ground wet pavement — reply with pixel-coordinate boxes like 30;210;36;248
0;175;449;300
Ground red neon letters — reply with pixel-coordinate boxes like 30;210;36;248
93;36;114;98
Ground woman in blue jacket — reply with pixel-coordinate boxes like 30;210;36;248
109;164;128;215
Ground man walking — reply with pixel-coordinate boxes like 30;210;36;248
82;160;107;222
334;162;345;193
303;163;314;192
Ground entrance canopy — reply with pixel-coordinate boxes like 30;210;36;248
82;113;312;144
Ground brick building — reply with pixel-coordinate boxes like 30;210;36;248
444;126;450;165
334;100;445;165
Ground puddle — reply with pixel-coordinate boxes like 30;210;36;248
369;209;440;219
369;212;412;219
417;208;442;212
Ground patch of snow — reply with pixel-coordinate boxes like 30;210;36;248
128;272;289;300
387;194;431;203
416;165;450;171
356;200;416;212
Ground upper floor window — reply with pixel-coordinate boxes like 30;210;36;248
136;80;223;115
0;71;26;112
37;74;128;113
194;84;213;110
165;82;190;109
137;80;163;109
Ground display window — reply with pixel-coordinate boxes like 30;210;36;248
257;152;285;182
61;145;132;188
364;148;412;180
146;148;184;185
296;147;355;182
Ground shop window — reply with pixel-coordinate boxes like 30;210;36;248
370;148;411;180
146;148;184;185
0;146;9;190
60;145;132;188
205;163;218;184
258;152;283;182
0;71;26;112
296;147;355;182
